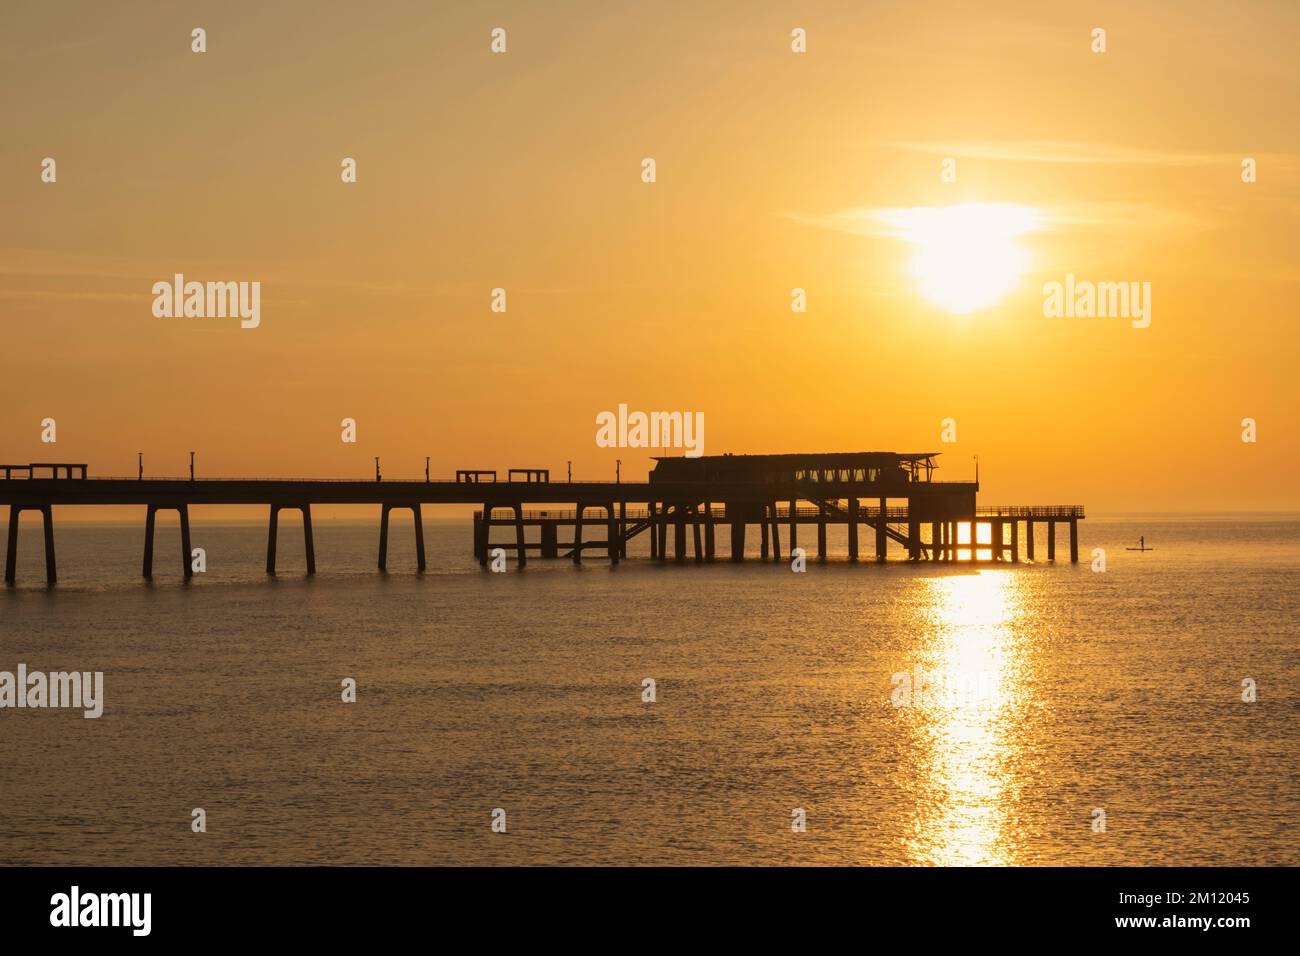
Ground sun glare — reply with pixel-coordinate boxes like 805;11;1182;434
882;203;1041;315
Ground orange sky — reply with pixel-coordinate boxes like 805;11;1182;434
3;0;1298;512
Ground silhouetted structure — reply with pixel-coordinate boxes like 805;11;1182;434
1;452;1084;584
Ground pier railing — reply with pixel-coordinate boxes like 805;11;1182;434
0;474;643;484
485;504;1085;521
0;474;988;487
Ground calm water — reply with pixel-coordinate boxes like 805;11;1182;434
1;514;1296;865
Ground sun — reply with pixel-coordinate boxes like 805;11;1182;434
881;203;1041;315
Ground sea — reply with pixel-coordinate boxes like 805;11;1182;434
1;514;1296;865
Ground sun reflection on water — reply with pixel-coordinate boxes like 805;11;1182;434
903;570;1029;865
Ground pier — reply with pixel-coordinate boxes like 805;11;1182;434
1;452;1084;584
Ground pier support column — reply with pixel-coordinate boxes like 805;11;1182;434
608;504;620;565
178;504;192;579
847;498;859;562
514;504;527;568
618;501;627;559
4;506;18;585
142;504;187;580
760;510;770;561
1069;518;1079;563
413;503;426;572
1026;520;1035;561
302;504;316;574
673;506;686;562
479;505;496;565
930;521;939;562
266;505;280;574
41;505;57;584
908;518;920;561
648;503;658;559
817;503;828;562
379;504;427;572
573;504;584;564
769;503;780;562
1010;518;1019;563
788;500;798;556
144;505;157;578
730;512;746;562
704;502;716;561
657;504;669;562
1048;521;1056;562
689;505;701;563
9;505;59;585
876;496;887;563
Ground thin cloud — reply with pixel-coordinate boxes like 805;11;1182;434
785;200;1208;239
888;140;1284;168
0;289;144;302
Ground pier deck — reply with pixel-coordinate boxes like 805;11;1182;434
1;452;1085;584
